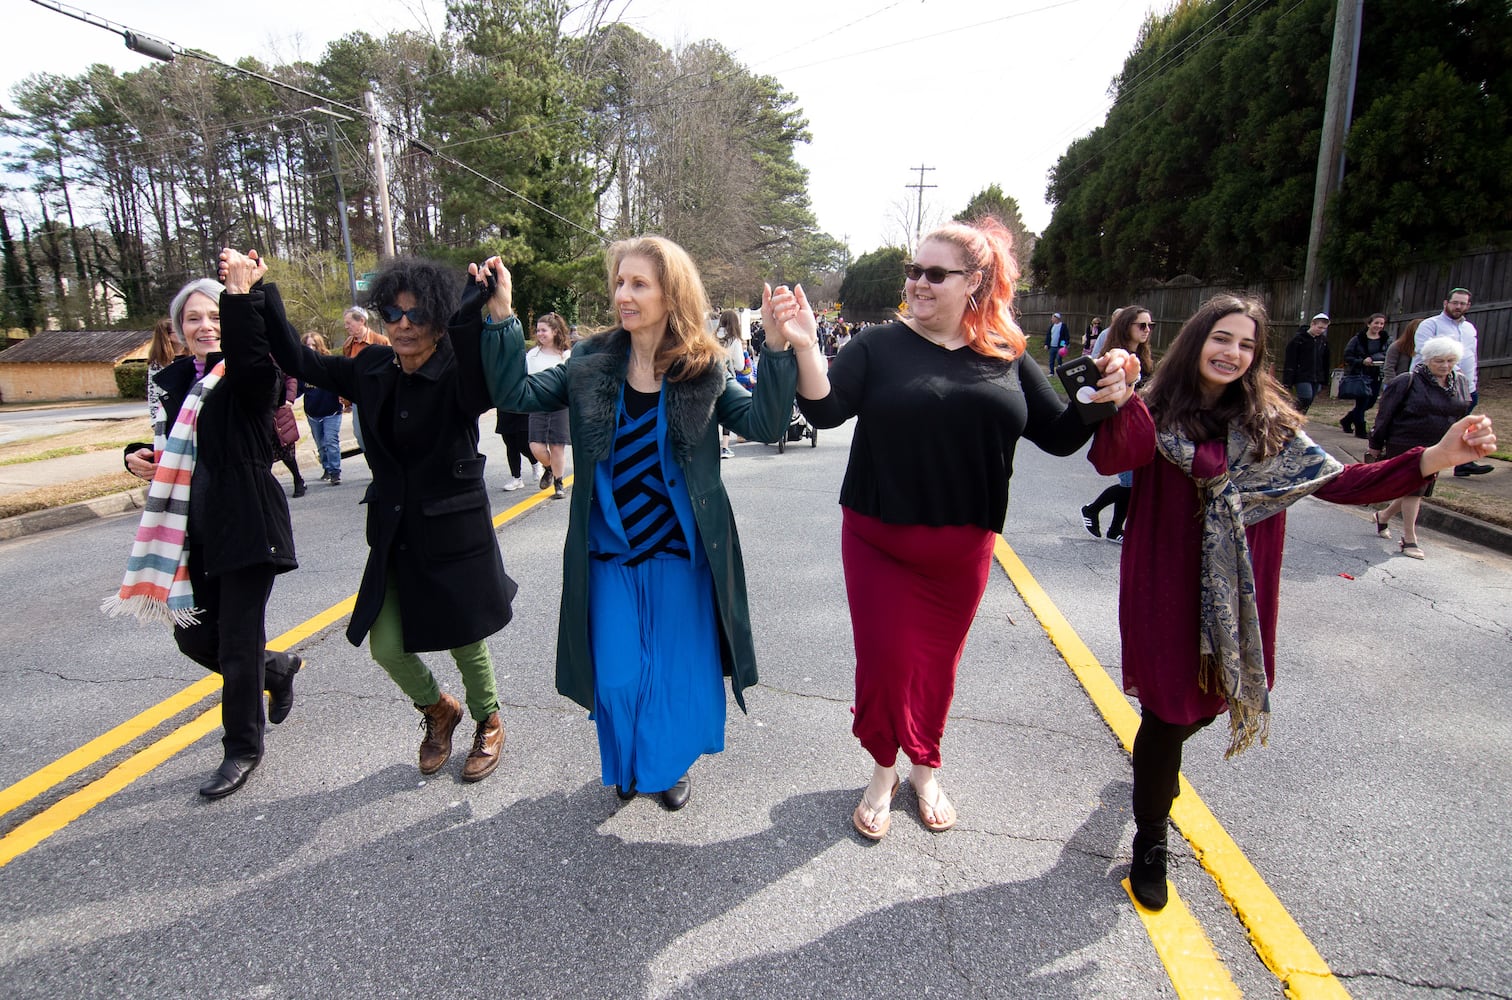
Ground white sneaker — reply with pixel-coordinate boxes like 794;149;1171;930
501;476;524;491
720;447;734;460
531;462;542;482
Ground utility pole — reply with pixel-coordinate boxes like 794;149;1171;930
327;120;359;306
1301;0;1363;323
905;165;936;253
365;91;396;259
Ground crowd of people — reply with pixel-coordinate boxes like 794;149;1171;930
105;222;1497;917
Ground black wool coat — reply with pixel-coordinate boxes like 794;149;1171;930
261;282;516;652
145;293;297;580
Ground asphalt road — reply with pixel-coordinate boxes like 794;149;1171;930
0;401;147;445
0;417;1507;999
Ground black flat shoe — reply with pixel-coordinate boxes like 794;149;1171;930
266;654;302;725
199;755;260;799
659;773;691;811
615;784;636;801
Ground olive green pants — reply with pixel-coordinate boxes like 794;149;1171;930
368;574;498;721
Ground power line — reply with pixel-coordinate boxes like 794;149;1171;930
24;0;610;246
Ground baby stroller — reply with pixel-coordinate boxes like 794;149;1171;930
776;404;818;453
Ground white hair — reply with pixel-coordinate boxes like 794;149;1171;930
169;278;225;343
1420;335;1463;363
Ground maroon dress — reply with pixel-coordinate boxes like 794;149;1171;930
1089;398;1430;725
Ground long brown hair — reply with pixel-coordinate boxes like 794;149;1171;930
148;317;183;367
1142;293;1303;459
1392;317;1421;358
1098;303;1153;381
604;235;722;381
918;217;1026;361
302;331;330;354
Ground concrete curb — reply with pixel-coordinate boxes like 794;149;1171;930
1413;501;1512;558
0;487;148;542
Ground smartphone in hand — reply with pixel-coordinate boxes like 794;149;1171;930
1057;354;1117;425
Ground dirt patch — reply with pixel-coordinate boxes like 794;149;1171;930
0;472;145;520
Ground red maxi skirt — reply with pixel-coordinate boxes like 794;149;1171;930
841;508;996;769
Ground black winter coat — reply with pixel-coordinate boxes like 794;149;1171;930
261;282;516;652
1369;368;1471;453
142;295;297;580
1282;331;1332;386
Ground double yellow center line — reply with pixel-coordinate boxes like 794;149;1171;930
0;481;562;866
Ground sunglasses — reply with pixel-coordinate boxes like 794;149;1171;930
903;264;968;284
377;304;433;327
1133;321;1153;330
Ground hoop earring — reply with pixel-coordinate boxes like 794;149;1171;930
967;293;979;312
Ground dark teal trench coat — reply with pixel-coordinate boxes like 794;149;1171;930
477;315;798;712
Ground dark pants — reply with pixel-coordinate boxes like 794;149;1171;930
1131;709;1215;839
497;411;532;478
1345;391;1378;433
1087;483;1131;537
1292;382;1319;414
173;556;293;760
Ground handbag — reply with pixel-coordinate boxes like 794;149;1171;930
1337;373;1373;400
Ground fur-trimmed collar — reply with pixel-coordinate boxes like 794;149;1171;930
569;329;725;468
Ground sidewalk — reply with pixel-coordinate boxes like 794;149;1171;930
1303;416;1512;556
0;418;362;541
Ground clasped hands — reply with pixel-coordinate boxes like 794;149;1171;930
217;248;268;293
760;281;1140;406
469;257;515;321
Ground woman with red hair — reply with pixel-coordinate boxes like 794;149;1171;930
767;218;1139;839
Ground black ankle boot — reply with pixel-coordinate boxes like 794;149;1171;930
1130;831;1169;910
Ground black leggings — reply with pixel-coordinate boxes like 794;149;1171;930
1087;483;1131;536
1131;709;1215;839
499;428;532;478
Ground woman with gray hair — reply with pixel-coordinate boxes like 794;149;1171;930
114;271;301;799
1367;335;1471;558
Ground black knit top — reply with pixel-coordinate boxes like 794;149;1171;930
797;321;1095;532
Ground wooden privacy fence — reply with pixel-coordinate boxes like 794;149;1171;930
1017;249;1512;379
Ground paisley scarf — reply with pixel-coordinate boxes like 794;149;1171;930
1156;425;1343;757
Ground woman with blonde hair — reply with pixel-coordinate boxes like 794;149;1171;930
767;217;1140;839
475;236;799;811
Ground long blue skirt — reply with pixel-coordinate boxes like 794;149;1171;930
588;554;725;794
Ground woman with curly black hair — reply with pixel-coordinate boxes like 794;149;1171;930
252;250;519;783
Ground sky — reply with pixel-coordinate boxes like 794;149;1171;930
7;0;1170;255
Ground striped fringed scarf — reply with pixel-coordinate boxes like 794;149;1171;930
1156;425;1343;758
102;361;225;627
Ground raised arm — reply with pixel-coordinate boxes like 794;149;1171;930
471;257;570;413
221;248;359;400
216;250;279;410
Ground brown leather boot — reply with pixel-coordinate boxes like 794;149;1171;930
417;693;463;775
461;712;505;782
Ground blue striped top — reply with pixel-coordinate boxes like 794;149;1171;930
611;386;689;566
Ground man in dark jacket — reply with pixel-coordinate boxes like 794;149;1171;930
1283;312;1332;414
